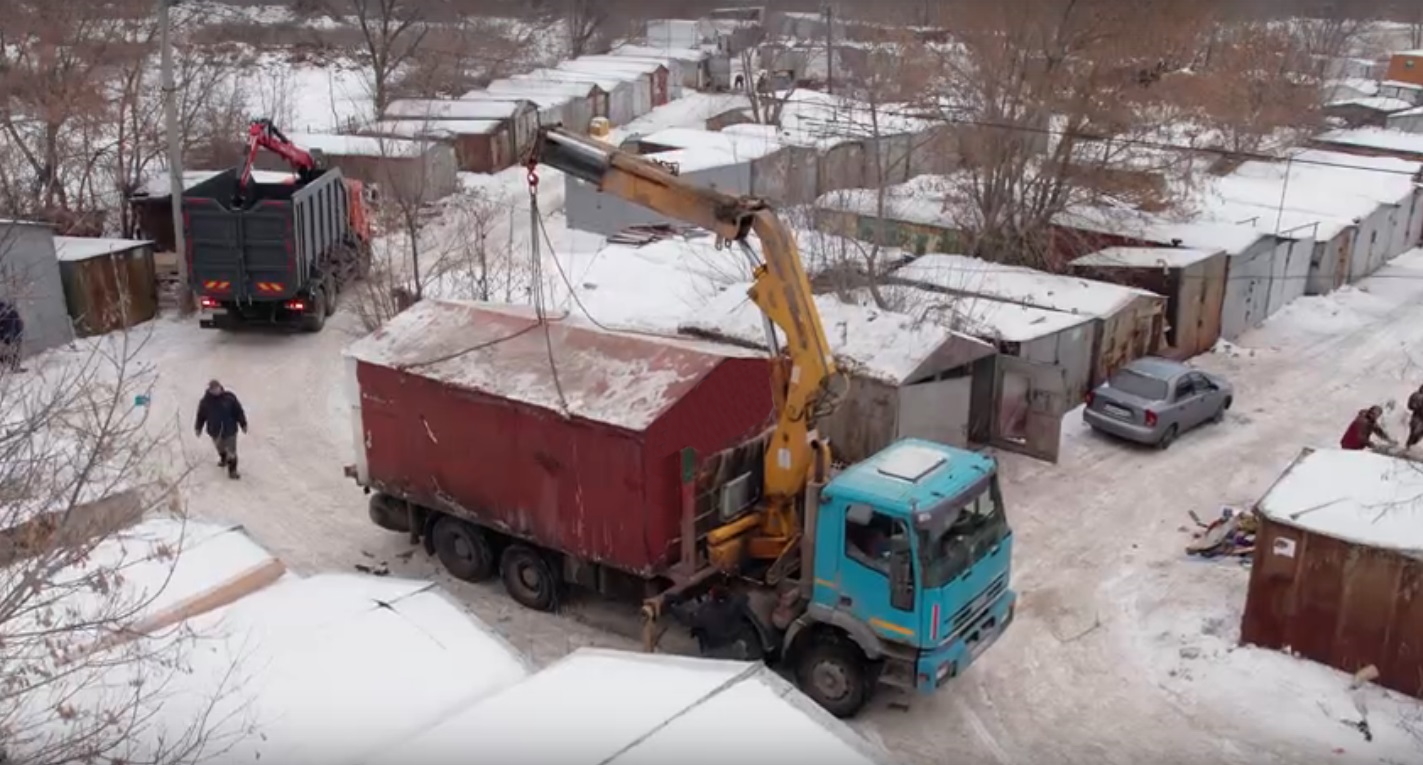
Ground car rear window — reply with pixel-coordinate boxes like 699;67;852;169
1109;369;1168;400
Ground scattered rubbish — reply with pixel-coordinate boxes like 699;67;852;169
395;549;415;562
1185;507;1257;560
355;562;390;576
1351;664;1379;689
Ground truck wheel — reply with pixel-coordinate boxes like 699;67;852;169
795;635;869;719
500;545;560;612
432;517;495;582
323;276;338;316
302;288;327;333
368;494;411;533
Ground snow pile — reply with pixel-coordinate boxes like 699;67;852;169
771;89;934;147
1254;285;1394;337
364;649;899;765
892;253;1157;318
682;286;981;384
816;174;974;229
1257;448;1423;554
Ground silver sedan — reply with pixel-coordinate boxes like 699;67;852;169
1082;357;1234;449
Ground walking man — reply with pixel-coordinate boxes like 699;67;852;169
1407;385;1423;450
0;299;24;372
195;379;247;479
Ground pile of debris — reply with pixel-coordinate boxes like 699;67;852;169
1184;507;1257;560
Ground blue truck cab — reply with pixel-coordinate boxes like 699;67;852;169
795;439;1016;714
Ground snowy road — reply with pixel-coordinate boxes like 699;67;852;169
120;251;1423;764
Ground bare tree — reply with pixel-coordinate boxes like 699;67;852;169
425;190;531;303
562;0;609;58
328;0;433;115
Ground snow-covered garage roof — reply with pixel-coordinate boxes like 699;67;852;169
385;98;529;121
1071;246;1222;270
635;126;783;160
364;649;899;765
1315;126;1423;156
893;253;1160;319
1256;447;1423;556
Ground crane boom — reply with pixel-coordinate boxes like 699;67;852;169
237;118;319;201
527;127;843;566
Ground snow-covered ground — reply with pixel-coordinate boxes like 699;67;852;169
16;239;1420;762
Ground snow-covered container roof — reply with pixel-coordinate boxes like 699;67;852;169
518;68;626;93
682;285;992;384
1256;448;1423;557
53;235;152;261
1071;246;1222;269
636;127;782;160
365;649;898;765
868;283;1094;344
1316;126;1423;156
571;55;669;75
366;119;500;138
612;43;709;62
105;574;531;764
385;98;527;121
1060;206;1271;256
461;88;572;110
287;132;429;158
1326;96;1415;112
893;253;1159;318
556;60;650;84
487;77;601;98
344;299;763;432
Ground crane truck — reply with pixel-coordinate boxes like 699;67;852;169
185;119;372;333
344;127;1016;718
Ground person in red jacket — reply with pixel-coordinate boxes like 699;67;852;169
1340;405;1391;451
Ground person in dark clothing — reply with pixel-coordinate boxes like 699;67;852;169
0;300;24;372
1340;405;1391;451
1408;386;1423;450
195;379;247;479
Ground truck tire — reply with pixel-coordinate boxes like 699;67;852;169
500;545;560;612
432;517;495;582
302;288;328;333
323;276;338;316
368;494;411;533
794;634;870;719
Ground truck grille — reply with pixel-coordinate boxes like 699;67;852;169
948;574;1007;640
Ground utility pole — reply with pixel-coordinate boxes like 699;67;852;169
823;2;834;95
159;0;193;314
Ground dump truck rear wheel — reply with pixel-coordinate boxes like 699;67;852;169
432;517;495;582
500;545;559;612
322;276;338;316
795;634;869;719
302;288;328;333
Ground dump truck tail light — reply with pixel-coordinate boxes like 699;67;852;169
284;299;306;312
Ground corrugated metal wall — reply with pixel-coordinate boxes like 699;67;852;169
0;222;74;356
1242;517;1423;700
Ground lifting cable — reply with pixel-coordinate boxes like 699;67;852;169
527;163;571;416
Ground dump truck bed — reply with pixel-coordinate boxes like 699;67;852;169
343;299;775;576
184;168;352;301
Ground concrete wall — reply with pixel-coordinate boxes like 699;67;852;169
0;221;74;356
565;161;751;236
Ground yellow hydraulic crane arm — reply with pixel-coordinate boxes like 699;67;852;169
527;127;841;565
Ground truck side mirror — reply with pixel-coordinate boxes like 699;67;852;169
889;547;914;612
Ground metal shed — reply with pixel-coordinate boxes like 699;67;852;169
556;61;656;117
611;44;710;91
1069;247;1228;360
383;98;539;161
1242;447;1423;701
361;119;511;174
892;253;1166;387
680;287;996;464
276;133;459;203
0;220;74;357
565;146;755;236
458;91;569;135
487;78;605;127
52;236;158;337
575;55;674;105
517;69;635;126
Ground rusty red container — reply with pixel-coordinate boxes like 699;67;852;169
344;300;773;577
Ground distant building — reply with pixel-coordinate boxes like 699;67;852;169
1383;50;1423;88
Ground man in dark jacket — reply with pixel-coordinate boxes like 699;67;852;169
0;299;24;372
1340;405;1391;451
195;379;247;479
1407;385;1423;450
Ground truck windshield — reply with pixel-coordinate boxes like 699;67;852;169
915;483;1009;589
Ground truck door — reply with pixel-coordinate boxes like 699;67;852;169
990;355;1068;463
838;504;919;644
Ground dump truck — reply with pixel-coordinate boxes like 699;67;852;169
186;119;372;332
343;128;1016;718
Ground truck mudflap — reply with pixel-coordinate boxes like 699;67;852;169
914;588;1017;693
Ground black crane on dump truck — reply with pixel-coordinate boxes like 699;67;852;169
185;119;373;333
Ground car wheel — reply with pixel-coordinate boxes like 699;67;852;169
1157;424;1179;450
1213;397;1232;424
